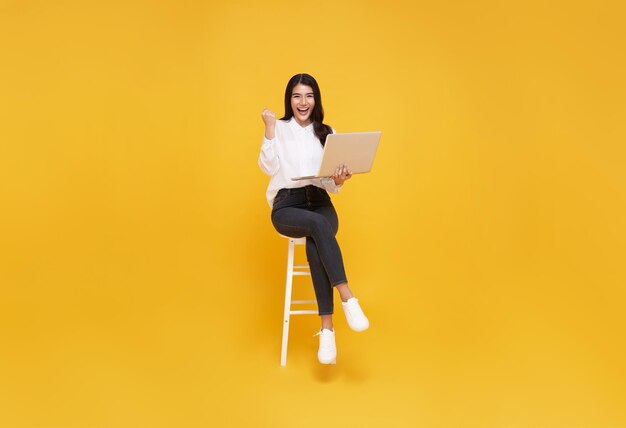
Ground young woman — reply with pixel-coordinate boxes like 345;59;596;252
258;73;369;364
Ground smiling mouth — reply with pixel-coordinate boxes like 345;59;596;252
297;107;309;115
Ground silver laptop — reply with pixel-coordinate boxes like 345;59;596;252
291;131;382;181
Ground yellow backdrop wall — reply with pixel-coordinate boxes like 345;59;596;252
1;0;625;427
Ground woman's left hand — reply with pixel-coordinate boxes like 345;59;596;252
332;164;353;186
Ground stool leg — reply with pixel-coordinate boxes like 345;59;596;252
280;239;296;366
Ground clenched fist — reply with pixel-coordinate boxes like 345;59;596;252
262;108;276;127
262;108;276;139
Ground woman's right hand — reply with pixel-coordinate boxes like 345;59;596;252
262;108;276;139
262;108;276;127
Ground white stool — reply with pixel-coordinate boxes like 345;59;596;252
280;235;317;366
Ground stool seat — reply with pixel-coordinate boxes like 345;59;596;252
279;234;316;366
278;234;306;245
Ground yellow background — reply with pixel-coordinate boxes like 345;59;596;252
1;0;625;427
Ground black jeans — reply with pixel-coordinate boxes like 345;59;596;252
271;185;347;315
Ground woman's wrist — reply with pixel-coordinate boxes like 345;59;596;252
265;125;275;140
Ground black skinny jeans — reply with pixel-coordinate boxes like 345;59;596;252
271;185;347;315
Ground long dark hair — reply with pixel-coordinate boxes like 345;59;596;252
280;73;333;146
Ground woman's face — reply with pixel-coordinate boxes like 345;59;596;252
291;83;315;126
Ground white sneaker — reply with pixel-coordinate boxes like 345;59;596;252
315;329;337;364
342;298;369;332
